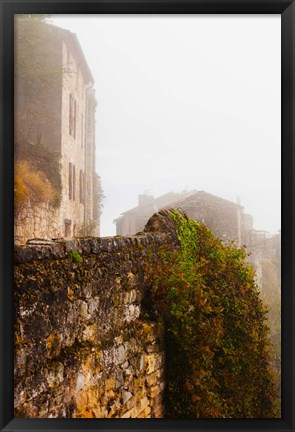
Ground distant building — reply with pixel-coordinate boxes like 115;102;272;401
114;192;180;236
114;190;253;245
14;18;101;243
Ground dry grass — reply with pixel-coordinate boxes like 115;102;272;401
15;160;58;208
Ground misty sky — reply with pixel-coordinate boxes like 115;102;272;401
52;15;281;237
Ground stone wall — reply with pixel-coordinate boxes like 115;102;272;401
14;201;61;245
14;211;179;418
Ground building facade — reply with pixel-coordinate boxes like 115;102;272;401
114;190;251;245
14;17;100;243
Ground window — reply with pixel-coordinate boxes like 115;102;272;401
69;93;77;138
69;94;73;136
74;100;77;139
81;114;84;148
69;163;76;201
79;170;84;204
69;162;72;200
73;165;76;201
64;219;71;237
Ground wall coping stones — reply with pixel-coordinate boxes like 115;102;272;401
14;210;181;264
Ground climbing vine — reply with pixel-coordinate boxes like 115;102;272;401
148;210;277;418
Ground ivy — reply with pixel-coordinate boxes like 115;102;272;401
149;210;278;418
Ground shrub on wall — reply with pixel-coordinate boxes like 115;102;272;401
148;210;277;418
15;141;62;207
14;160;59;209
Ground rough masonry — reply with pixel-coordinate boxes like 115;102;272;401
14;211;180;418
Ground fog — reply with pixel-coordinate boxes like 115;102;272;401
52;15;281;237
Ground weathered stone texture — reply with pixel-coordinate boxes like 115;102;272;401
14;211;179;418
14;201;61;246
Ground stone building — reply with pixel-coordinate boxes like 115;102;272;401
14;17;100;243
114;190;253;245
114;192;180;237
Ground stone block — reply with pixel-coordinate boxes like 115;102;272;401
124;304;140;323
82;323;98;343
133;396;150;417
150;385;161;398
122;390;133;404
121;409;132;418
144;354;157;374
114;345;127;365
76;373;85;392
126;394;137;410
137;406;151;418
145;371;158;387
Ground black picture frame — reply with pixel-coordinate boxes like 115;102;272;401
0;1;294;431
